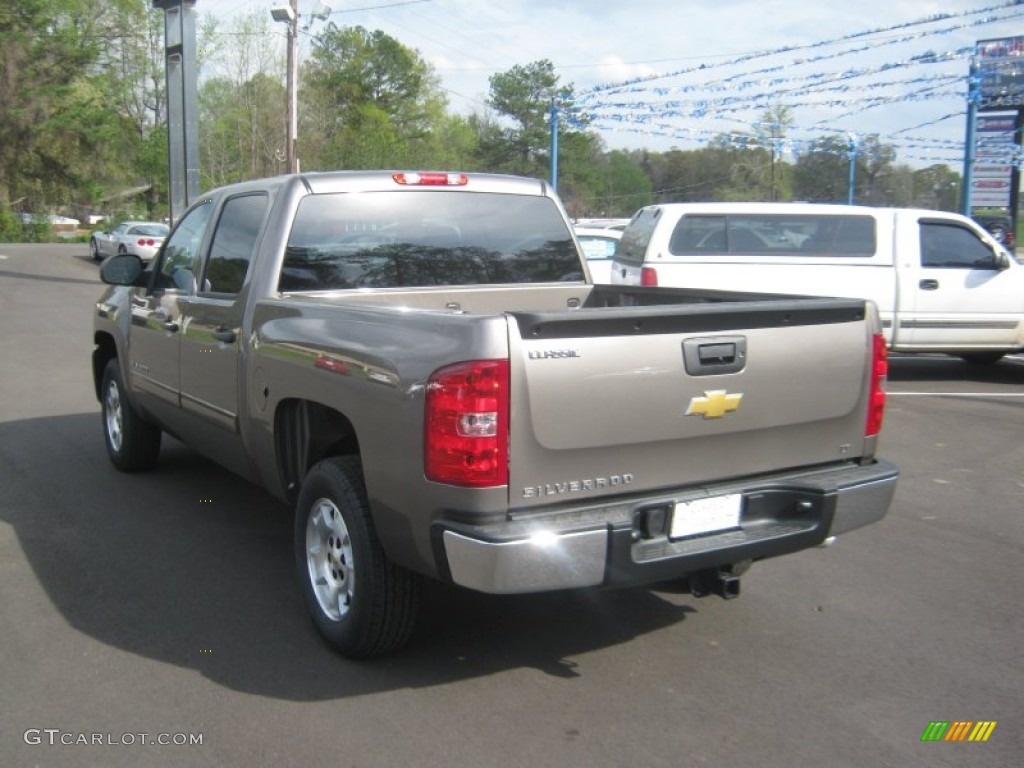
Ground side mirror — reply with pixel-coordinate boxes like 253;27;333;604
100;253;145;286
992;248;1011;271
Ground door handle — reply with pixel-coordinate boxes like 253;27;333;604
919;279;939;290
212;328;237;344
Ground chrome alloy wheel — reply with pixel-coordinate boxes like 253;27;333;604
104;379;123;453
306;498;356;620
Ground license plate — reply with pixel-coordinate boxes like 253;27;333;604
670;494;742;539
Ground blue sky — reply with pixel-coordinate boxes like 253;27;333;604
206;0;1024;167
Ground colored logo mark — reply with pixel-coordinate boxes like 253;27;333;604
921;721;997;742
685;390;743;419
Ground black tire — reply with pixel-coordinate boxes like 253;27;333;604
90;238;101;261
295;456;419;658
100;358;161;471
117;244;128;255
958;352;1004;365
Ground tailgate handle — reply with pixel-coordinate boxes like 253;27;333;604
699;342;736;364
683;336;747;376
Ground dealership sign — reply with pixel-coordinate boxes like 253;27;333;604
977;36;1024;111
971;113;1016;209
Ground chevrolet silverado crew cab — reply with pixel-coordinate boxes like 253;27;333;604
93;171;898;657
610;202;1024;364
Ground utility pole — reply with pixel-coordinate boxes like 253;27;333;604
272;1;299;173
847;134;858;205
286;0;298;174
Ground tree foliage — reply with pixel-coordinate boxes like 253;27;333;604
301;24;446;171
0;8;967;230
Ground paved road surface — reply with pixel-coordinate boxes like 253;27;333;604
2;244;1021;767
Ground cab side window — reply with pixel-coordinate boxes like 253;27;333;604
158;202;215;292
201;194;268;296
920;222;999;269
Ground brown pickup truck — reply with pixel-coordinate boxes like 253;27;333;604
93;171;898;657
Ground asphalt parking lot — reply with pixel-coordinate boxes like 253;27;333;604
1;244;1021;767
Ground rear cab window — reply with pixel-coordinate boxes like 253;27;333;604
279;191;582;291
615;208;661;267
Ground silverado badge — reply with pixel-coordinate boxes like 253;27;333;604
686;390;743;419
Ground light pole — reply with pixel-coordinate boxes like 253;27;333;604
847;134;858;205
271;2;299;173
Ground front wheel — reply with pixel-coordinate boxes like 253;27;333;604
101;359;161;471
295;456;419;658
90;239;101;261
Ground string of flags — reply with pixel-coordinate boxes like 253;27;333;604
564;2;1024;165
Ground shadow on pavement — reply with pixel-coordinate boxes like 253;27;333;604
0;412;693;701
888;353;1023;384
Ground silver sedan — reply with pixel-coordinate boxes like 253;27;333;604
90;221;169;263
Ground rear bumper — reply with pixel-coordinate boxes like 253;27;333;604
435;459;898;594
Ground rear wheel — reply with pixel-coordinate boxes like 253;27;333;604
90;239;101;261
101;359;161;471
295;456;419;658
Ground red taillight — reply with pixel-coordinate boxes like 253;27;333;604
393;172;468;186
640;266;658;286
425;360;509;487
137;238;155;246
865;333;888;437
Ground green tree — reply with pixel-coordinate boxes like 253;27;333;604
302;24;445;170
93;2;169;216
912;164;961;210
0;0;125;207
199;10;285;187
856;135;897;205
562;147;652;218
752;105;794;202
483;60;574;177
792;136;855;203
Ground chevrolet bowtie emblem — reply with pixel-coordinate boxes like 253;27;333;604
685;390;743;419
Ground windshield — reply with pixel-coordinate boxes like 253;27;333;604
280;191;582;291
132;224;169;237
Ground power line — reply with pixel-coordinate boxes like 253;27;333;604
577;2;1023;99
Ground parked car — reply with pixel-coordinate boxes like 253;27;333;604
574;217;632;231
90;221;169;263
574;226;622;283
19;213;80;230
973;214;1015;249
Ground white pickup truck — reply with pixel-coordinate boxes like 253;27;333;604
611;203;1024;364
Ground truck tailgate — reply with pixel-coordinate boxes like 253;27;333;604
506;300;873;508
